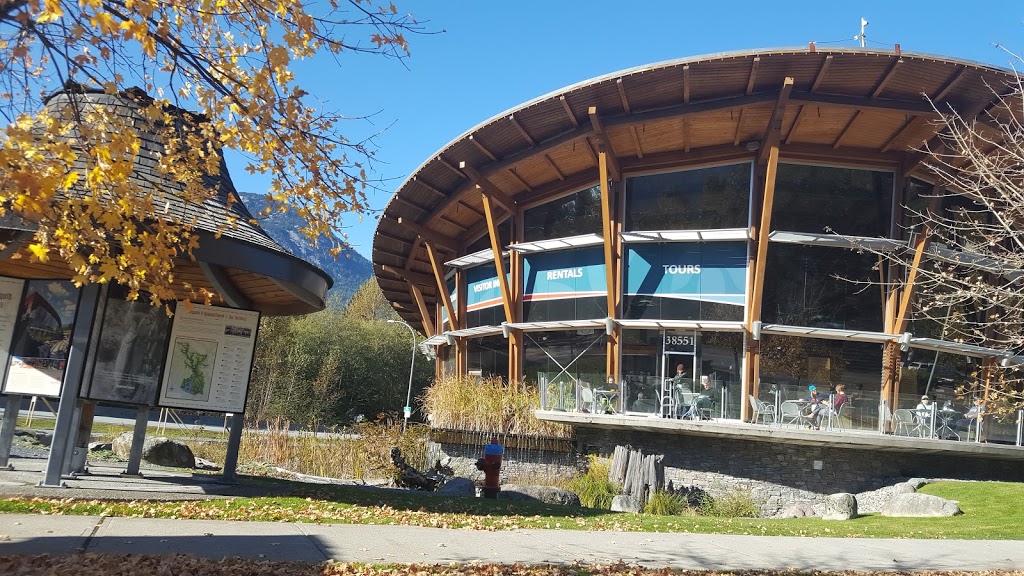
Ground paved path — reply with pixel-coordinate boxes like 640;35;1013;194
1;513;1023;570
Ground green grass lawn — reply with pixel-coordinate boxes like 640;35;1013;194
0;479;1021;539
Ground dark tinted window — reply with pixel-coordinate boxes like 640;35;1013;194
772;164;893;237
625;163;750;231
524;185;602;242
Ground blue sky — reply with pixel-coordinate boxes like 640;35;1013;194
228;1;1024;260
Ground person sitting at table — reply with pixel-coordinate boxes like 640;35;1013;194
915;395;934;426
956;397;986;431
671;363;693;393
682;376;716;419
800;385;826;425
809;384;848;429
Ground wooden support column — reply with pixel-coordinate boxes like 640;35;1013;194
408;284;434;338
425;242;457;333
508;210;525;383
743;144;780;421
598;140;620;382
480;191;520;382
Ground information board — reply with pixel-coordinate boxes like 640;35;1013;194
0;276;24;389
85;287;173;405
157;303;260;413
3;279;78;397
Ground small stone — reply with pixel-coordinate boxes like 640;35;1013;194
822;493;857;520
610;495;642;513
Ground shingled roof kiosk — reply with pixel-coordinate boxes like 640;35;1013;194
0;88;331;487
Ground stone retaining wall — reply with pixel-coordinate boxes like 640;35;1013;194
576;428;1024;515
427;440;584;484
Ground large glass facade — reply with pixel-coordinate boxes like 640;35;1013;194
524;329;606;411
522;247;606;322
772;164;893;237
466;335;508;380
625;163;751;231
761;243;882;331
464;261;507;328
524;185;602;242
758;334;883;430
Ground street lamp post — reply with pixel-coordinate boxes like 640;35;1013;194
387;319;417;431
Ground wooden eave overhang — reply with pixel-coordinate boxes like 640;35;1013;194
372;47;1016;333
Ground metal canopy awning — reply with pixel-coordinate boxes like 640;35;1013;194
444;325;503;338
759;324;900;343
444;248;508;269
907;337;1004;359
768;231;903;252
421;334;447;347
503;319;607;333
621;228;748;243
508;233;604;253
615;319;746;331
925;243;1023;281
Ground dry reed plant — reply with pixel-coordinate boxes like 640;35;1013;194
189;419;429;482
421;375;572;438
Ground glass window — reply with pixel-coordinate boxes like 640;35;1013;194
761;243;882;331
625;163;751;231
467;335;508;380
772;164;893;237
525;329;606;411
759;335;882;430
522;247;607;322
524;185;602;242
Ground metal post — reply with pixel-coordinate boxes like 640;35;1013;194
122;406;149;477
220;412;244;483
1016;409;1022;447
39;283;101;488
0;394;23;469
387;319;417;431
60;400;84;477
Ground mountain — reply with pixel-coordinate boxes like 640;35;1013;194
237;192;373;306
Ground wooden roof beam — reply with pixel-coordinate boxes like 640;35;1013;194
560;95;579;128
759;77;794;164
199;262;251;309
404;237;422;269
375;230;415;248
833;110;863;149
460;161;518;212
880;115;928;153
435;155;465;179
396;216;458;251
629;125;644;159
412;176;446;199
543;153;565;181
785;105;806;145
617;78;632;114
682;64;690;104
392;195;431;214
508;114;536;147
811;54;833;92
588;107;622;181
424;242;457;331
469;134;497;162
455;201;485;219
381;264;435;288
507;168;534;193
932;66;968;102
746;56;760;95
732;108;746;146
409;283;435;337
871;58;903;98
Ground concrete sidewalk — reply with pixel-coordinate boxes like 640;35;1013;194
2;513;1023;570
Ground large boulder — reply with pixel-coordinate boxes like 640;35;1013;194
880;493;961;517
611;495;643;513
774;502;817;518
440;477;476;497
892;482;917;495
111;432;196;468
499;484;580;507
822;493;858;520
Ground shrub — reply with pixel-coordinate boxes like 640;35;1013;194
567;455;619;509
643;490;693;516
420;375;572;438
697;490;762;518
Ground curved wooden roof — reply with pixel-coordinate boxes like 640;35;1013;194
1;89;332;315
372;47;1016;333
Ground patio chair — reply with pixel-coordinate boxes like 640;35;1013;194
578;384;595;414
892;409;916;436
750;395;777;425
779;400;804;427
823;402;848;432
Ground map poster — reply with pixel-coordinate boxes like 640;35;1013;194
85;287;173;405
3;280;79;397
157;302;260;413
0;276;25;392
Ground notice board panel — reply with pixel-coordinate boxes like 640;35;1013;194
157;303;260;413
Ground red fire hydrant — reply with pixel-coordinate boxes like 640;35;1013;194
475;436;503;499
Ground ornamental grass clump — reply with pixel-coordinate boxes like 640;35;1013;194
643;490;693;516
566;455;619;509
421;375;572;438
697;490;762;518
